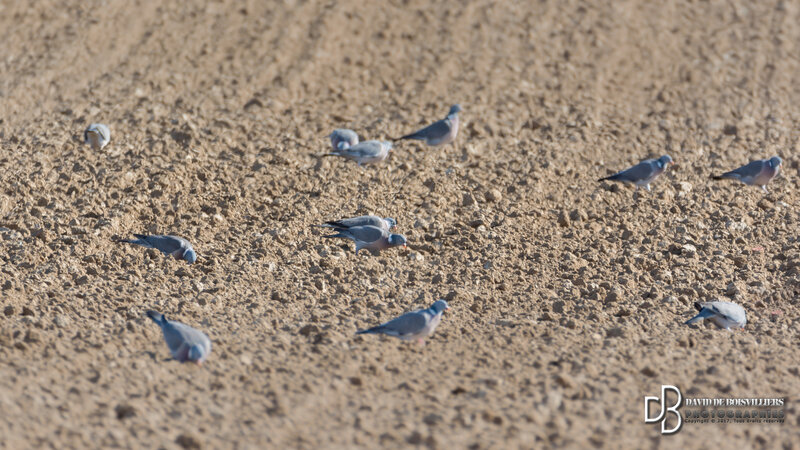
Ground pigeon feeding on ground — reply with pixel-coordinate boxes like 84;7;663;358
598;155;674;191
315;215;397;232
395;104;461;147
712;156;783;193
356;300;449;344
328;129;359;150
684;301;746;331
146;311;211;365
84;123;111;150
118;234;197;264
323;225;406;255
324;140;392;166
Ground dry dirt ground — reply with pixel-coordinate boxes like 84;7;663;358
1;0;799;448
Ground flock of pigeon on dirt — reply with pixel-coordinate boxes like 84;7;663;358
80;104;782;365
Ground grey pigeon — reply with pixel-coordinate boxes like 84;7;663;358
599;155;674;191
685;301;746;331
315;215;397;232
146;311;211;365
356;300;449;344
84;123;111;150
324;140;392;166
119;234;197;264
712;156;782;193
395;104;461;146
328;129;359;150
323;225;407;255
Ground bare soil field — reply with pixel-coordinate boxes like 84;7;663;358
1;0;799;448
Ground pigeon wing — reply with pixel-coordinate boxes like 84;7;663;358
400;119;451;141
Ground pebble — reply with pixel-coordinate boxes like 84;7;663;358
606;327;625;338
485;188;502;202
408;252;424;262
557;211;570;227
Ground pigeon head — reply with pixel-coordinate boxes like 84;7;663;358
384;218;397;229
448;104;462;116
658;155;674;167
431;300;449;314
769;156;783;168
388;234;407;248
188;344;205;363
183;248;198;264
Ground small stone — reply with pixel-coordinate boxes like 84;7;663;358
24;329;41;343
349;377;363;387
606;327;625;338
557;211;570;228
21;306;35;317
408;252;424;262
423;413;442;426
485;189;502;202
461;192;476;207
677;182;692;192
569;209;587;222
298;324;319;337
604;287;623;303
641;367;657;377
54;315;70;328
3;306;14;316
681;244;697;256
115;404;136;420
407;431;424;445
554;373;575;389
175;433;201;449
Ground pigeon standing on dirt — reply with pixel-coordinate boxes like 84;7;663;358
146;311;211;365
598;155;674;191
118;234;197;264
328;129;359;150
711;156;783;193
356;300;449;344
684;301;746;331
315;215;397;232
394;104;461;147
323;225;406;255
324;140;392;166
84;123;111;150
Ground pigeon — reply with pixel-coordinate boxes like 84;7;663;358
323;225;407;255
84;123;111;150
118;234;197;264
328;129;359;150
395;104;461;146
356;300;449;344
712;156;782;193
146;311;211;365
598;155;674;191
684;301;746;331
315;215;397;232
324;140;392;166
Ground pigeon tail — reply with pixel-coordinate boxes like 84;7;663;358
356;326;383;335
146;310;166;325
598;174;621;182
